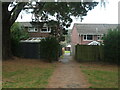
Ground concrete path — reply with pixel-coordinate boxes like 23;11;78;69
47;53;90;88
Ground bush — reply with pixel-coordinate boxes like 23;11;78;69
11;22;29;56
103;28;119;64
39;37;60;62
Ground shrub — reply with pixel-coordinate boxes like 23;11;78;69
103;28;119;64
11;22;29;56
39;37;60;62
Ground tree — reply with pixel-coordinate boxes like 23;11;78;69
2;2;27;59
103;28;119;64
2;1;98;59
11;22;29;56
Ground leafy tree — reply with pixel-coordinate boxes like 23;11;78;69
2;1;99;59
11;22;29;44
2;2;27;59
103;28;119;64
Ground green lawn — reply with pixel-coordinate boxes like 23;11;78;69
65;51;70;53
80;63;118;88
2;58;56;88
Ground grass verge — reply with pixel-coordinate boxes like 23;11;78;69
2;58;56;88
80;62;118;88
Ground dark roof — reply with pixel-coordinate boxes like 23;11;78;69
74;23;118;35
19;22;48;27
19;21;58;27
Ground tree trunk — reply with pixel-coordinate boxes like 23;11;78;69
2;2;12;60
2;23;12;60
2;2;26;60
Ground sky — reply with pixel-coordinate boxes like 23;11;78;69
16;0;120;29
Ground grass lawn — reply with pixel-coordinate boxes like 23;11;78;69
65;51;70;53
80;62;118;88
2;57;56;88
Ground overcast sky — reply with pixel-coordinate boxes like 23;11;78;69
16;0;119;29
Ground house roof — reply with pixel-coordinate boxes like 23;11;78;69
19;22;48;27
19;21;59;28
74;23;118;35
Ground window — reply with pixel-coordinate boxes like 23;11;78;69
97;35;103;40
87;35;93;40
34;28;38;32
97;35;101;40
84;35;86;40
28;28;38;32
83;35;93;40
41;27;51;33
41;27;47;32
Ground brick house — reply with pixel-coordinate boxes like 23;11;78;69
19;22;52;40
71;23;117;55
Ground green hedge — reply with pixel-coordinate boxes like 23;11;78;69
39;37;61;62
103;29;119;64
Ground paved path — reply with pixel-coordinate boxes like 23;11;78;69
47;53;90;88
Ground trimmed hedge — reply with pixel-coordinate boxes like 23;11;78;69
39;37;61;62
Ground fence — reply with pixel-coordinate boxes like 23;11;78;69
14;42;62;59
75;44;104;62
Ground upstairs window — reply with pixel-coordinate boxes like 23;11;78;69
41;27;51;33
28;28;38;32
41;27;47;32
97;35;103;40
83;35;93;41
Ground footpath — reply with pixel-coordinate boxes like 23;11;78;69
47;52;90;88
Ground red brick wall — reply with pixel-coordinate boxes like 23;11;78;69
28;32;50;37
71;26;79;45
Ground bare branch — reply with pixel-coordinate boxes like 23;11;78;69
10;2;27;26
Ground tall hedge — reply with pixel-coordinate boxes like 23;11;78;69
103;28;119;64
39;37;60;62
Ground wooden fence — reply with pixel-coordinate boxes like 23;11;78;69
14;42;62;59
75;44;104;62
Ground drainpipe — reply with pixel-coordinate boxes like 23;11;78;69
79;34;81;44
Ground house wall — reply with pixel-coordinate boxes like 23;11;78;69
79;35;103;45
28;32;50;37
25;27;50;38
71;26;79;56
71;26;79;45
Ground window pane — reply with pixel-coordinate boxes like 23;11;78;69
84;35;86;40
97;35;101;40
41;28;47;31
87;35;93;40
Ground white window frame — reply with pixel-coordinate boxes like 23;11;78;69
97;35;101;40
28;27;38;32
83;34;93;41
40;27;51;33
97;35;103;41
